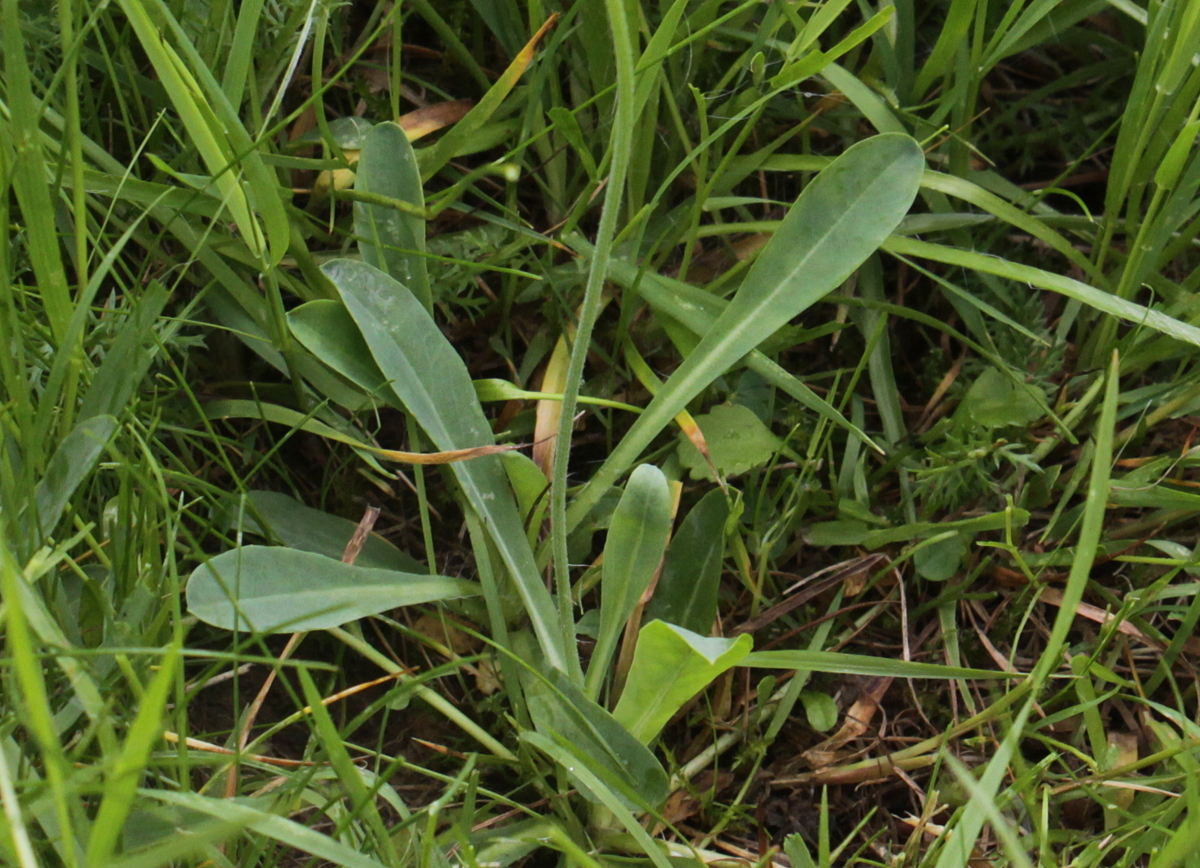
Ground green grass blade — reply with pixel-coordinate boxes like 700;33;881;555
144;789;395;868
86;643;181;866
221;0;265;107
935;351;1119;867
548;0;640;681
0;538;80;868
0;740;40;868
913;0;976;97
419;17;555;181
743;651;1017;680
114;0;266;259
1;0;72;344
1030;349;1119;689
297;667;401;867
883;236;1200;348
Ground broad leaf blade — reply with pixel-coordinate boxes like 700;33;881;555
587;464;672;697
569;237;881;453
567;133;924;527
186;546;478;633
319;259;572;674
612;621;753;744
645;489;729;635
354;122;432;309
518;733;674;868
288;298;390;402
523;666;669;810
227;490;425;573
32;415;118;538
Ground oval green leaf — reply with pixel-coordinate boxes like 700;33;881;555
187;545;479;633
354;122;431;309
587;464;673;697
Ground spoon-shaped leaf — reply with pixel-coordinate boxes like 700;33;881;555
318;259;574;675
354;122;431;310
585;464;673;698
566;133;925;528
187;546;479;633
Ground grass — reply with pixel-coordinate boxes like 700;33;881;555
3;0;1200;866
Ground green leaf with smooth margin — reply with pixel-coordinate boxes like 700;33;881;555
566;134;924;528
187;546;478;633
645;489;729;635
587;464;673;697
613;621;753;744
354;122;432;309
33;415;118;536
744;650;1016;679
677;403;782;479
799;691;839;732
523;666;669;809
569;238;881;455
288;299;390;398
319;259;572;674
229;490;424;573
519;733;674;868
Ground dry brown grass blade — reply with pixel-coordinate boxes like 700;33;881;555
734;554;887;636
162;732;315;768
1040;586;1200;655
801;676;893;768
774;752;938;786
533;336;570;478
676;411;722;484
310;99;476;195
399;100;473;140
374;441;522;464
